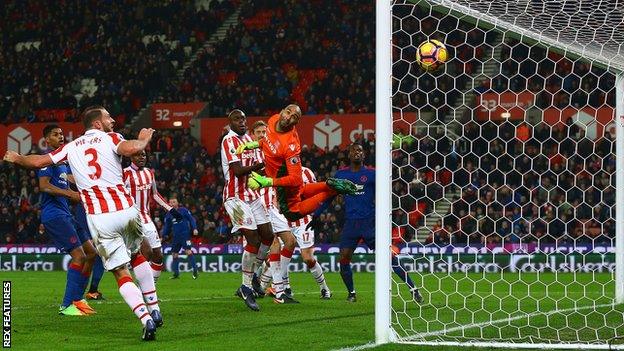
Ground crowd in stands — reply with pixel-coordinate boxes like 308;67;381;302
392;118;615;247
495;39;616;109
392;4;617;120
392;4;493;119
156;0;375;117
0;0;235;124
0;0;619;250
0;127;378;246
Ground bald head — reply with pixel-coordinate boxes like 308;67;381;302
277;104;302;132
286;104;301;115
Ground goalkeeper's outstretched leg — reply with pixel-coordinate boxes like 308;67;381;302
273;180;357;222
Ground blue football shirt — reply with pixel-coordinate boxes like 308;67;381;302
163;207;197;240
333;166;375;219
37;161;72;223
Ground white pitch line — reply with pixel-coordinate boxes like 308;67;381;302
329;302;623;351
405;302;619;340
331;342;377;351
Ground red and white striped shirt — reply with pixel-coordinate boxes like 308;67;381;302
221;129;260;202
48;129;134;214
290;167;316;227
123;164;172;224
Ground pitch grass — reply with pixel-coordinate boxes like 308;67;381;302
6;271;622;350
392;272;624;347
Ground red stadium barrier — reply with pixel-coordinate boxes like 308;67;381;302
151;102;206;129
198;113;377;153
476;91;616;140
542;106;615;140
476;91;535;120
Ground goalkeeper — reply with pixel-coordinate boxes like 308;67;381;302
236;104;357;221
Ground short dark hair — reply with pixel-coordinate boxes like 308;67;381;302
228;109;245;119
43;124;61;137
80;105;105;129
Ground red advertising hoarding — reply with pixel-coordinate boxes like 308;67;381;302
198;114;377;153
0;123;85;155
543;107;615;140
476;91;535;120
151;102;206;129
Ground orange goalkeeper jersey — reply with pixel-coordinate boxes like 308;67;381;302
261;114;304;189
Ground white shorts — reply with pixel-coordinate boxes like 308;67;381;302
268;206;290;234
291;223;315;249
224;197;269;232
141;221;161;249
86;206;144;271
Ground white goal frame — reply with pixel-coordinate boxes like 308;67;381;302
375;0;624;349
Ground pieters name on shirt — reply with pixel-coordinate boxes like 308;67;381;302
75;136;102;146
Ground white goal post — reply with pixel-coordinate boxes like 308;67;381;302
376;0;624;349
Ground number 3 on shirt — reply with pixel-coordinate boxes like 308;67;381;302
85;148;102;180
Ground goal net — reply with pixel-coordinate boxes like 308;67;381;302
376;0;624;349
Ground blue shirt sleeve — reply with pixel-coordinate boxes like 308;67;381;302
184;208;197;231
37;166;53;178
162;214;172;238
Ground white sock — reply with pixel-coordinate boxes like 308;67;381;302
309;260;329;290
242;246;257;288
132;259;159;312
119;279;152;326
259;261;272;290
270;255;283;298
280;249;293;290
150;262;163;284
255;242;270;269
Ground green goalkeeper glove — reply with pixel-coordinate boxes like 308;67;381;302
235;140;260;154
248;171;273;190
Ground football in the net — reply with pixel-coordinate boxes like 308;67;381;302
416;39;448;71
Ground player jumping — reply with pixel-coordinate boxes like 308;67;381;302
37;124;98;316
124;150;182;283
249;120;299;304
235;104;358;221
5;106;162;340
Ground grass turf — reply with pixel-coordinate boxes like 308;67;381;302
5;271;622;350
